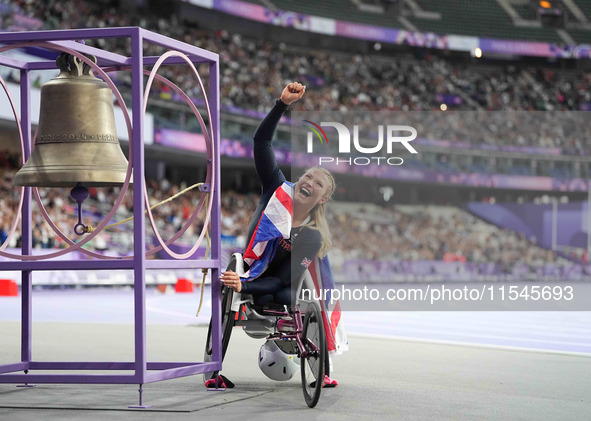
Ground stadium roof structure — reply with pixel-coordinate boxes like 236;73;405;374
405;0;563;43
268;0;591;44
204;0;591;56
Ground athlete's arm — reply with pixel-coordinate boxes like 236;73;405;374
252;82;306;195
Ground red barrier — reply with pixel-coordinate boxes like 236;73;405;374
174;278;194;293
0;279;18;296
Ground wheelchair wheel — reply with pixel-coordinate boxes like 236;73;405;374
203;285;235;382
300;301;326;408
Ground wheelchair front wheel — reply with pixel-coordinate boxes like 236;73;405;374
300;301;326;408
203;285;235;382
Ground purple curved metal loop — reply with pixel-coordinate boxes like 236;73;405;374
0;41;133;260
99;57;215;258
140;50;215;259
0;74;25;253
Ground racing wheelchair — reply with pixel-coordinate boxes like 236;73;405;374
204;253;330;408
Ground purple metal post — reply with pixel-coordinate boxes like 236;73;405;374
130;29;149;407
209;60;222;365
19;68;32;370
0;27;221;408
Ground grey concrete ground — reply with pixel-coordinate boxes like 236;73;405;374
0;321;590;421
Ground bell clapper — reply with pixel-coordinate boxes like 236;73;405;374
70;184;90;236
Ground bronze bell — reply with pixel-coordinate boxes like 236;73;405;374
13;53;129;187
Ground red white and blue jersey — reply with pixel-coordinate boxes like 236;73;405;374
242;182;294;280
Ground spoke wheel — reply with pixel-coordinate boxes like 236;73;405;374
300;301;326;408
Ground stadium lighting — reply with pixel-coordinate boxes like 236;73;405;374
535;0;564;28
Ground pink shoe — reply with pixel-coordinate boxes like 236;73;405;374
204;374;235;389
312;375;338;388
323;375;338;388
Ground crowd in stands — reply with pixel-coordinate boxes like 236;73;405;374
327;204;565;269
0;157;577;269
3;0;591;156
0;152;208;254
294;110;591;165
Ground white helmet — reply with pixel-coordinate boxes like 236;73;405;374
258;340;299;381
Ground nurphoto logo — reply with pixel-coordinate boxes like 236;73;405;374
304;121;418;166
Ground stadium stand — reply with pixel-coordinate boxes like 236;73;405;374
260;0;566;42
405;1;562;42
5;0;591;121
1;166;580;282
269;0;400;27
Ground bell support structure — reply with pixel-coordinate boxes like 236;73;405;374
0;27;222;409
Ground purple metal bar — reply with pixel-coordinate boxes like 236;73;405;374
0;362;28;374
23;55;217;72
5;361;219;371
147;362;212;369
25;61;61;71
19;69;32;366
24;42;129;70
141;56;213;66
0;27;137;43
210;59;222;366
29;362;136;370
130;28;147;386
0;374;140;384
144;363;221;383
1;254;218;269
138;28;219;62
145;259;220;270
0;259;137;271
0;56;28;70
54;41;129;66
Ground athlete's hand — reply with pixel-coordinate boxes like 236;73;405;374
280;82;306;105
220;270;242;293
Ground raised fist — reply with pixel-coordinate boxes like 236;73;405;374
280;82;306;105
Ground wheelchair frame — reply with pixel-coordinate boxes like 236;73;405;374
204;253;329;408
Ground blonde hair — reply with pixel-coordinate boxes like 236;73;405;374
300;166;335;258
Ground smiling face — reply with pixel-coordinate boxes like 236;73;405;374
294;168;331;209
